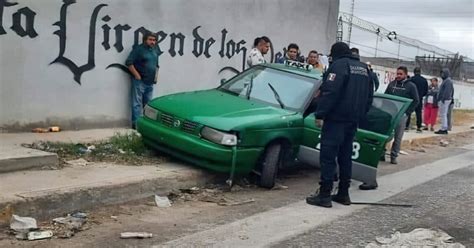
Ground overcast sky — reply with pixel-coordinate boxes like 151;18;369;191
339;0;474;59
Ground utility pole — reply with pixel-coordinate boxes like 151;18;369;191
397;40;401;60
375;36;379;57
347;0;355;46
336;16;343;42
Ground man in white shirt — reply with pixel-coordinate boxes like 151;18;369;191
247;36;270;67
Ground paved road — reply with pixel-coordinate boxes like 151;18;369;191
1;139;473;248
276;164;474;247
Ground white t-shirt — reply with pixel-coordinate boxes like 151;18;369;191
247;48;265;67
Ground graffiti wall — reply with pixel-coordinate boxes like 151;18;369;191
0;0;339;130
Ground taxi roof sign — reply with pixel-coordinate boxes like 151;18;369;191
284;60;314;71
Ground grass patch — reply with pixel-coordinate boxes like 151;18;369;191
452;109;474;125
23;132;166;165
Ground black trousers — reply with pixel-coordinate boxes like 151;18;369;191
406;100;423;129
319;120;357;187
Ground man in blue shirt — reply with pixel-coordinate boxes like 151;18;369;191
125;32;161;129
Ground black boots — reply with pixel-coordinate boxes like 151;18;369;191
332;181;351;205
306;182;352;208
306;184;332;208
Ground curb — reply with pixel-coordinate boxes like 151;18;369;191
0;152;58;173
0;169;221;221
402;129;474;147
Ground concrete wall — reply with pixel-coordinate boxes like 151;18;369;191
0;0;339;131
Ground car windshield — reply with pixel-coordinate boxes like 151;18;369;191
219;67;316;111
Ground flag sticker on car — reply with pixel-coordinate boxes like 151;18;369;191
328;73;336;81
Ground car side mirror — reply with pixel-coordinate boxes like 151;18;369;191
220;78;227;85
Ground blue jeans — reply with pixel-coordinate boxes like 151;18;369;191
319;120;358;187
131;79;154;125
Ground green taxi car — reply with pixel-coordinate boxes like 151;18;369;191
137;62;411;188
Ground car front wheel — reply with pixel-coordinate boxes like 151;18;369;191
259;143;281;189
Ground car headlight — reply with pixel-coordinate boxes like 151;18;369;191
201;127;237;146
144;105;158;120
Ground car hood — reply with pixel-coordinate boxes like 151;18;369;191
148;89;296;131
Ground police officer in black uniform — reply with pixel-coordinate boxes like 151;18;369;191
306;42;373;208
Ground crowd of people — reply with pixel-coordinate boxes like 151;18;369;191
246;36;455;137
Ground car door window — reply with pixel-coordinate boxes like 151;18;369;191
362;97;406;135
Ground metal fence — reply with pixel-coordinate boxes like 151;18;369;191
337;12;473;80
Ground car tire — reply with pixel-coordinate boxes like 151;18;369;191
259;143;281;189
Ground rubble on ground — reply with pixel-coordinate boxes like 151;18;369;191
167;184;256;207
366;228;465;248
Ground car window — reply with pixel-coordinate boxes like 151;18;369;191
220;67;316;111
362;97;405;135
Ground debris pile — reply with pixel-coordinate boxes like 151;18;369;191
366;228;465;248
167;185;255;207
7;211;90;241
50;212;88;238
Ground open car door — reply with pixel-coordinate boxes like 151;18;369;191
297;93;412;185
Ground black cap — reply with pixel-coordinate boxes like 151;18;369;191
329;42;351;60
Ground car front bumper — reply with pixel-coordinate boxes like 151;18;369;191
137;117;263;174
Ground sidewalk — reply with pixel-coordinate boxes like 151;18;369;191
0;128;220;221
402;125;473;146
0;126;472;222
0;128;130;173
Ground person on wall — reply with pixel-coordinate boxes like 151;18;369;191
306;50;324;72
125;32;161;130
246;36;271;67
276;43;303;63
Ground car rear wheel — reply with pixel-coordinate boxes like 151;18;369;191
259;143;282;189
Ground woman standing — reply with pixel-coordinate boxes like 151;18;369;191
423;78;440;131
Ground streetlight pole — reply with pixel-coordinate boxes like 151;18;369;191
347;0;355;46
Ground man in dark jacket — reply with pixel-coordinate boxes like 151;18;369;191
406;67;428;132
435;68;455;134
306;42;373;208
359;66;419;191
385;66;419;164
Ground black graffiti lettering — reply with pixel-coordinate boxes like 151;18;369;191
268;37;275;63
168;32;185;57
133;27;146;46
0;0;17;35
225;39;236;59
204;37;215;58
192;26;215;58
50;0;107;84
101;15;111;50
218;28;227;58
113;24;130;52
10;6;37;38
192;26;203;57
235;40;247;71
